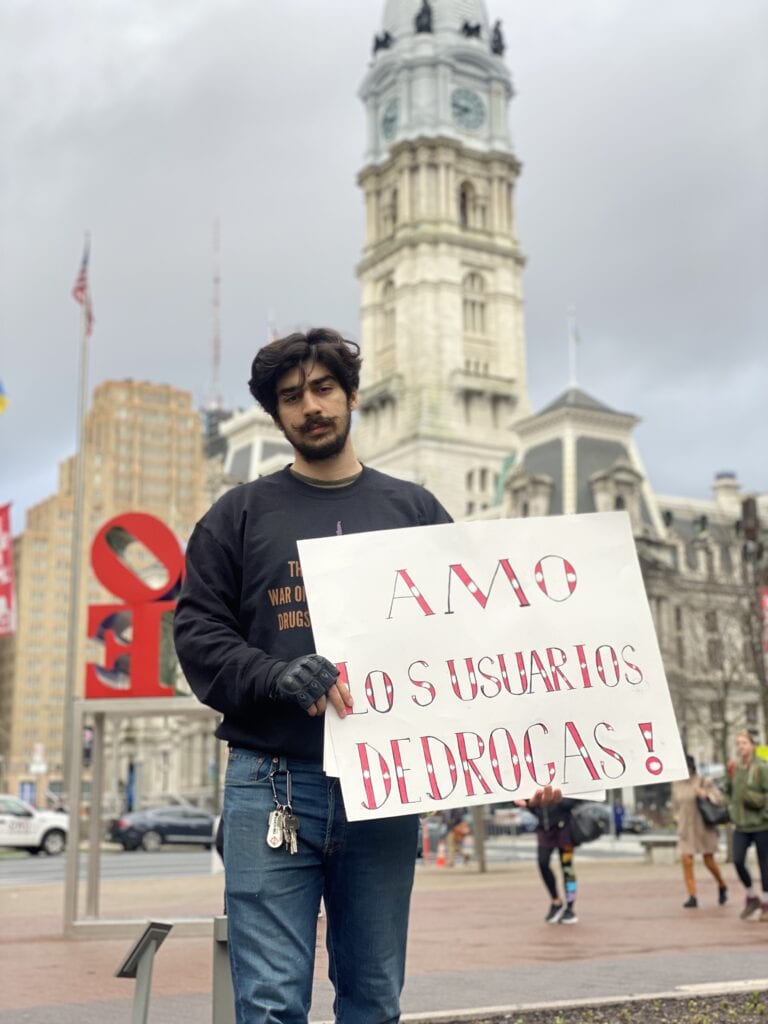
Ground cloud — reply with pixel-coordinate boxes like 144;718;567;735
2;0;766;536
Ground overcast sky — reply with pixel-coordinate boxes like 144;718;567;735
2;0;766;536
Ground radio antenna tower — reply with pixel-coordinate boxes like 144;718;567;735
207;217;223;411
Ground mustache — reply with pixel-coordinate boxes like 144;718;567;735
301;416;335;433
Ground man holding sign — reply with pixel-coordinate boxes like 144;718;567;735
175;328;561;1024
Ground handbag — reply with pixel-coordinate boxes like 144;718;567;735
696;795;729;828
569;804;607;846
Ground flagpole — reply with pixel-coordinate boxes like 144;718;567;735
62;296;90;801
62;234;93;935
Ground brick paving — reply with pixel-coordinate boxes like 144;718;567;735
1;854;766;1022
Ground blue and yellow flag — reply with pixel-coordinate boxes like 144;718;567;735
0;380;7;415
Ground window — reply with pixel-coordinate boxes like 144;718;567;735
372;278;396;376
675;635;685;669
380;189;398;236
382;279;395;344
458;179;487;229
459;181;474;228
707;637;723;671
462;273;486;334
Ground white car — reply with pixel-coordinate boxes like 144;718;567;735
0;794;69;855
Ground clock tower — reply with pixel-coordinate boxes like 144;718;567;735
356;0;531;519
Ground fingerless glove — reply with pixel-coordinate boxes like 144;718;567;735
266;654;339;710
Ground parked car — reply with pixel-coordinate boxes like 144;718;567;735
485;805;521;835
0;794;69;855
484;804;538;835
107;805;216;852
622;811;652;834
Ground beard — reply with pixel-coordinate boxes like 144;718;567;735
286;407;353;462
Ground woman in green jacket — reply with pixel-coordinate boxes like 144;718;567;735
724;731;768;921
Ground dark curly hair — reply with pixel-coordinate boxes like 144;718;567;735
248;328;362;419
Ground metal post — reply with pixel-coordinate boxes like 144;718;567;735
86;711;105;917
131;942;157;1024
212;916;235;1024
63;699;84;937
62;293;91;801
471;805;487;873
115;921;172;1024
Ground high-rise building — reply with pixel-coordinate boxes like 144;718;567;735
0;380;209;802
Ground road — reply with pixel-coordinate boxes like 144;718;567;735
0;830;675;887
0;847;218;886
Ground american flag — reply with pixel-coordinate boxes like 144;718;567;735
72;235;94;336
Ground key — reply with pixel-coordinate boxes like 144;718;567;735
266;808;285;849
284;813;300;855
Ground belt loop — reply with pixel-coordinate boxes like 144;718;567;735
278;755;288;774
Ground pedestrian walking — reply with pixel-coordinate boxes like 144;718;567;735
444;807;471;866
671;753;728;909
612;799;625;839
530;798;580;924
723;731;768;922
174;327;563;1024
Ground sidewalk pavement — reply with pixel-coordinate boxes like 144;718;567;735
1;854;766;1023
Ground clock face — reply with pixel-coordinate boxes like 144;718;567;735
381;98;400;141
451;88;486;130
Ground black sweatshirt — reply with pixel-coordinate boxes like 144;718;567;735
173;466;451;761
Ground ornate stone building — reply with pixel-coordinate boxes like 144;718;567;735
353;1;767;777
355;0;530;520
480;383;767;771
202;1;766;780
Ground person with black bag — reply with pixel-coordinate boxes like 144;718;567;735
671;753;728;909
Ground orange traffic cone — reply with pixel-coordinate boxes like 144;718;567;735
435;838;447;868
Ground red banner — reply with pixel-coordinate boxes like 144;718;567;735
0;503;16;636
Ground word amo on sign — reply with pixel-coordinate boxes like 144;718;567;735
385;554;578;619
354;719;649;812
336;641;644;715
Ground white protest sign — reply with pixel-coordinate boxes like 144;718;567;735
298;512;686;822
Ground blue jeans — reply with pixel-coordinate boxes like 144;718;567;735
223;748;419;1024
